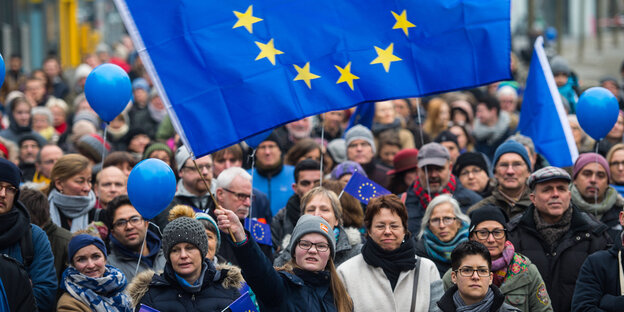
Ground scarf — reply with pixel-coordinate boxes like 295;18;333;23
107;124;129;141
0;205;30;249
422;222;469;264
371;119;401;136
48;189;96;232
148;104;167;123
361;233;416;290
453;287;495;312
491;241;514;287
61;265;132;312
570;184;617;220
472;111;510;144
110;230;162;268
533;205;573;252
173;261;209;293
411;174;457;209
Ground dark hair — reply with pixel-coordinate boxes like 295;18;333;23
377;130;401;152
285;138;322;166
104;195;133;229
364;194;408;232
477;96;500;115
18;188;50;226
212;144;243;163
451;241;492;271
294;159;321;183
103;151;137;169
322;180;363;228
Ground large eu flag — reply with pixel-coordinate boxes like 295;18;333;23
115;0;511;157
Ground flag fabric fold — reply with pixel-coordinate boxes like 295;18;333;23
518;36;579;167
225;291;258;312
344;171;392;204
244;218;272;246
114;0;511;157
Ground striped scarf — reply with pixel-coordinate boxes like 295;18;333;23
61;265;132;312
411;174;457;209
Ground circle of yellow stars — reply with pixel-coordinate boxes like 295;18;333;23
357;182;380;202
232;5;416;90
252;222;265;241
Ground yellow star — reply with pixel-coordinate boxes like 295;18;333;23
391;10;416;36
334;62;359;90
293;62;320;89
255;39;284;65
233;5;263;33
370;43;402;72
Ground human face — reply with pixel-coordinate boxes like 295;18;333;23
475;104;496;126
213;151;242;178
297;148;321;164
117;162;133;177
72;245;106;278
256;141;281;168
494;153;529;193
602;81;620;97
449;126;468;150
150;95;165;111
417;163;451;193
24;80;46;104
37;145;63;179
169;242;203;283
607;114;624;141
294;233;331;272
13;102;31;127
554;73;568;87
439;103;450;126
428;202;461;243
303;194;338;228
32;113;50;131
148;150;171;166
56;167;92;196
498;94;517;113
285;118;312;139
459;165;489;193
379;144;400;167
375;101;395;124
0;182;17;214
95;167;127;207
393;99;410;119
205;229;218;261
471;221;506;260
451;254;493;306
403;168;418;187
322;111;344;132
293;170;321;197
530;180;571;224
133;89;149;105
441;142;460;164
610;149;624;185
49;106;66;126
43;59;61;78
19;140;39;164
111;204;148;252
179;156;212;195
569;122;583;146
347;139;374;165
128;134;150;154
574;162;609;203
217;176;252;219
368;208;406;251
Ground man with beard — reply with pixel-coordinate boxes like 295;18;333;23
105;195;165;281
18;134;42;182
312;110;344;142
153;145;215;229
215;167;272;263
274;116;313;153
404;142;482;235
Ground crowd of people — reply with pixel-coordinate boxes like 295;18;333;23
1;36;624;312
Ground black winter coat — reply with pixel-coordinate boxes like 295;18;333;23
437;285;520;312
508;204;611;312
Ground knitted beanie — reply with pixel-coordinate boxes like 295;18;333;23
143;142;174;161
162;217;209;259
327;139;347;164
195;212;221;252
469;205;509;232
289;214;336;258
344;125;376;154
493;140;531;170
68;234;107;261
0;158;21;202
453;152;489;177
573;152;610;180
76;134;111;163
175;145;192;172
73;111;100;129
330;160;366;180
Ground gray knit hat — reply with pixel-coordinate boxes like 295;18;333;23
175;145;192;172
345;125;376;154
162;217;209;259
289;214;336;258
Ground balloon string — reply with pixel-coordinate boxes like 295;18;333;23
247;148;256;232
414;98;431;200
134;233;147;277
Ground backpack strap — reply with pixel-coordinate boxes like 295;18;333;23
19;225;34;268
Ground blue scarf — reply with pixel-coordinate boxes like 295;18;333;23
422;222;469;263
61;265;132;312
110;230;161;267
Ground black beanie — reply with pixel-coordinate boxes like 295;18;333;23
452;152;489;177
0;158;21;202
469;205;509;232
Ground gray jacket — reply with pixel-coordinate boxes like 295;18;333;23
107;245;166;283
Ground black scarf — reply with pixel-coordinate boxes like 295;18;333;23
294;268;331;287
256;160;284;178
285;194;301;226
0;204;30;249
361;233;416;290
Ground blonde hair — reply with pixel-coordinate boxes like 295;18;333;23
423;97;450;138
300;187;343;226
168;204;196;221
44;154;91;195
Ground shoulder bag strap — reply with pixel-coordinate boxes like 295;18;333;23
410;257;421;312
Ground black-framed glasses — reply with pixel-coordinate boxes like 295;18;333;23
460;167;483;177
456;266;490;277
223;188;251;201
610;161;624;168
472;229;506;240
113;216;144;229
182;164;212;171
297;240;330;252
0;184;18;196
429;217;457;226
298;179;321;187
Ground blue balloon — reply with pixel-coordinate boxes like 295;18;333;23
245;129;273;149
127;158;177;220
545;27;557;41
0;53;5;88
576;87;620;141
84;63;132;122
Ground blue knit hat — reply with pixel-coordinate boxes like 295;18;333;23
493;140;531;170
68;234;107;263
0;158;21;203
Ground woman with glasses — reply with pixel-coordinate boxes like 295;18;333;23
436;241;520;312
338;195;443;311
441;205;552;311
606;143;624;196
416;194;470;276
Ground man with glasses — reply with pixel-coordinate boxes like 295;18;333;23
508;166;611;312
271;159;321;251
469;140;532;219
105;194;165;281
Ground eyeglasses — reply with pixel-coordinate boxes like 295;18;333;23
610;161;624;168
298;240;330;252
455;266;490;277
298;179;321;187
182;164;212;171
0;185;17;196
472;229;506;240
460;167;483;177
113;216;143;229
429;217;457;226
222;188;251;201
496;162;525;171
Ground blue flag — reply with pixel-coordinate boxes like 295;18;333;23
344;171;392;204
518;37;578;167
244;218;272;246
346;102;375;132
138;304;161;312
115;0;511;157
227;292;259;312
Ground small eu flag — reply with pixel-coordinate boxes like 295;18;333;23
227;291;258;312
344;171;391;204
139;304;161;312
244;218;272;246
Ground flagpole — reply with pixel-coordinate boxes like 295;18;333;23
414;98;431;200
320;118;325;187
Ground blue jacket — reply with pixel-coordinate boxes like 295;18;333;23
249;164;295;216
0;202;57;312
232;236;337;312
